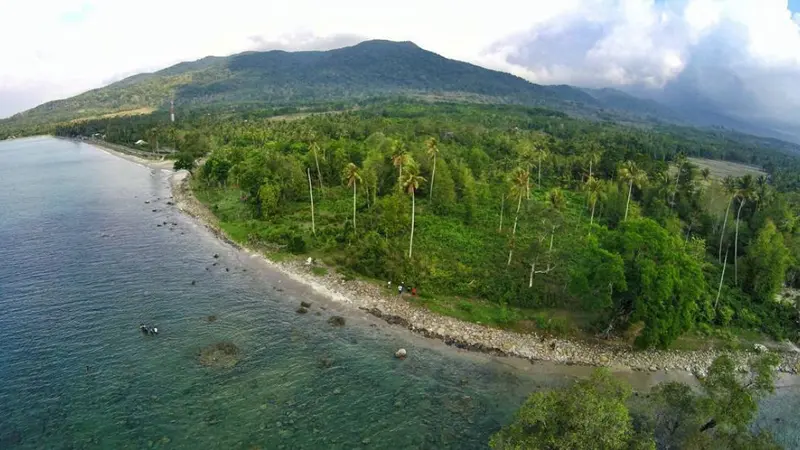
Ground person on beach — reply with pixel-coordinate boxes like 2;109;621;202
411;287;417;296
398;283;404;295
387;280;392;291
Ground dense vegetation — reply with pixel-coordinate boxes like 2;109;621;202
1;40;693;131
53;101;800;349
491;353;782;449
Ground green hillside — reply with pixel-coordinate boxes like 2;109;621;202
1;40;678;131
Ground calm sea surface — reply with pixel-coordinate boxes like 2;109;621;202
0;137;798;449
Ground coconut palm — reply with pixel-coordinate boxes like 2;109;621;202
584;176;605;228
392;144;413;190
584;143;603;180
516;142;537;199
507;167;529;265
307;168;316;235
700;168;711;183
734;175;756;285
342;163;362;231
425;137;439;200
309;142;324;190
402;168;426;259
671;153;687;209
718;176;737;263
532;141;550;189
617;161;648;221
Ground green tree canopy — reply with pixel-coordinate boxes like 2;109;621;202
600;219;710;348
490;369;654;450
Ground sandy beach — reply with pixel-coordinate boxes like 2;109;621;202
163;168;800;378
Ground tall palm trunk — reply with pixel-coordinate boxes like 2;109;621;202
507;193;523;265
588;160;592;180
408;191;416;259
352;182;357;232
429;155;436;200
499;194;505;232
307;168;316;235
590;200;596;227
735;198;745;286
526;164;531;199
537;157;543;188
715;246;729;310
718;198;733;263
671;162;682;209
313;147;323;190
624;180;633;221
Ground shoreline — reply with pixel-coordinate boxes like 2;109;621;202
65;137;174;170
168;171;800;377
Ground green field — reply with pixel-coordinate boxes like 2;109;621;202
688;157;767;180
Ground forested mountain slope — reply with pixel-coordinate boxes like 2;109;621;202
1;40;679;130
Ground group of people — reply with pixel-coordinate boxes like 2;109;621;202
387;281;417;297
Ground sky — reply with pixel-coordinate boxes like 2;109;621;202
2;0;800;126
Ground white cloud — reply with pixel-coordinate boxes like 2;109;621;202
1;0;800;127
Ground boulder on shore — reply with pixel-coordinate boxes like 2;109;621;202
328;316;346;327
296;307;308;314
395;348;407;359
301;301;312;308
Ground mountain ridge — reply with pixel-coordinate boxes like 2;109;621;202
2;40;680;129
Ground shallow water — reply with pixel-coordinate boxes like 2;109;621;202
0;137;798;449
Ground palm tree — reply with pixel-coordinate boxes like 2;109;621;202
718;176;737;263
507;167;529;265
700;168;711;183
584;176;605;228
517;142;537;199
670;153;687;209
342;163;362;231
392;144;412;190
309;142;324;190
426;137;439;200
734;175;755;285
532;142;549;189
402;168;426;259
617;161;648;221
755;175;772;211
584;143;603;180
147;127;160;157
307;168;316;235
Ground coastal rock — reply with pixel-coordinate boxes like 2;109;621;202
296;307;308;314
213;253;219;259
198;342;240;368
754;343;768;353
395;348;407;359
328;316;346;327
300;301;312;308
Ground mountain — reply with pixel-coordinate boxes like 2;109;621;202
1;40;676;129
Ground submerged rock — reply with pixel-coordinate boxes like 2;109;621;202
206;315;217;323
328;316;346;327
296;307;308;314
198;342;240;368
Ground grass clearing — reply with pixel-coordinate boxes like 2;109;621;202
687;157;766;180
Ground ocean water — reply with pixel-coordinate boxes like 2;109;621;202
0;137;798;449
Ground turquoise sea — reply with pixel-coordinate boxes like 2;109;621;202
1;137;799;449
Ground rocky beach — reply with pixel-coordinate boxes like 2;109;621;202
169;170;800;378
